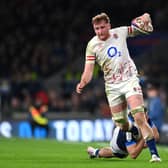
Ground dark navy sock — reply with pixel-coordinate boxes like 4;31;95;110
95;149;100;157
146;138;159;157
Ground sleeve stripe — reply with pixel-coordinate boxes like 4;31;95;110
86;55;96;61
128;26;133;35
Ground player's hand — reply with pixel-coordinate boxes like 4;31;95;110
143;142;147;148
76;83;83;94
141;13;151;23
139;13;153;32
131;13;153;34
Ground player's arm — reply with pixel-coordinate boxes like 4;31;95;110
126;138;145;159
128;13;153;37
76;41;96;94
76;63;95;94
152;126;160;142
147;117;160;142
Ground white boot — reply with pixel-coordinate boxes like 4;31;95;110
150;154;161;163
87;146;98;158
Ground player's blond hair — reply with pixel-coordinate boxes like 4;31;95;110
92;12;110;25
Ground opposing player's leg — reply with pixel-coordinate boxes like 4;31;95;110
87;146;116;158
127;94;161;162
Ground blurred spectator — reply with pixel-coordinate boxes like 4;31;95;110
146;83;165;133
99;100;111;117
70;91;81;112
35;89;49;105
28;96;49;137
0;79;11;112
0;0;167;117
47;89;69;112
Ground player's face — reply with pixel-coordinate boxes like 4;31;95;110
93;20;111;41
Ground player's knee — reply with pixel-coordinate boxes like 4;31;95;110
112;110;128;130
130;106;145;126
115;121;129;131
113;118;128;130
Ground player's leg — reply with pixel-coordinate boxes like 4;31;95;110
127;94;161;162
127;95;152;138
110;100;129;131
109;98;138;131
98;147;115;158
106;89;132;131
87;146;115;158
105;84;136;131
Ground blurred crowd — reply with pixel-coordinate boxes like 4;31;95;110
0;0;168;119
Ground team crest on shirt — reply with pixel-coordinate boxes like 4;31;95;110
113;33;118;39
133;87;142;93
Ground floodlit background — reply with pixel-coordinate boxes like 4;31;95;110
0;0;168;143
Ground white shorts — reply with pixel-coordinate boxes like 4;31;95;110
105;76;143;107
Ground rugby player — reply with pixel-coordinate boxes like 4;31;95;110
87;113;160;162
76;12;161;162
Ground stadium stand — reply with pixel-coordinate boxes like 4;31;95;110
0;0;167;123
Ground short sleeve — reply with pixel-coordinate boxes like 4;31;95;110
85;41;96;64
116;26;129;38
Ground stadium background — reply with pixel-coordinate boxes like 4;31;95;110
0;0;168;143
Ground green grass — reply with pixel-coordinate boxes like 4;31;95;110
0;138;167;168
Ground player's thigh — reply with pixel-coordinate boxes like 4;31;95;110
107;93;127;113
127;94;144;109
110;101;127;114
105;83;127;121
109;96;128;123
125;77;144;109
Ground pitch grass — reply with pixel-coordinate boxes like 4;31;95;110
0;138;167;168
